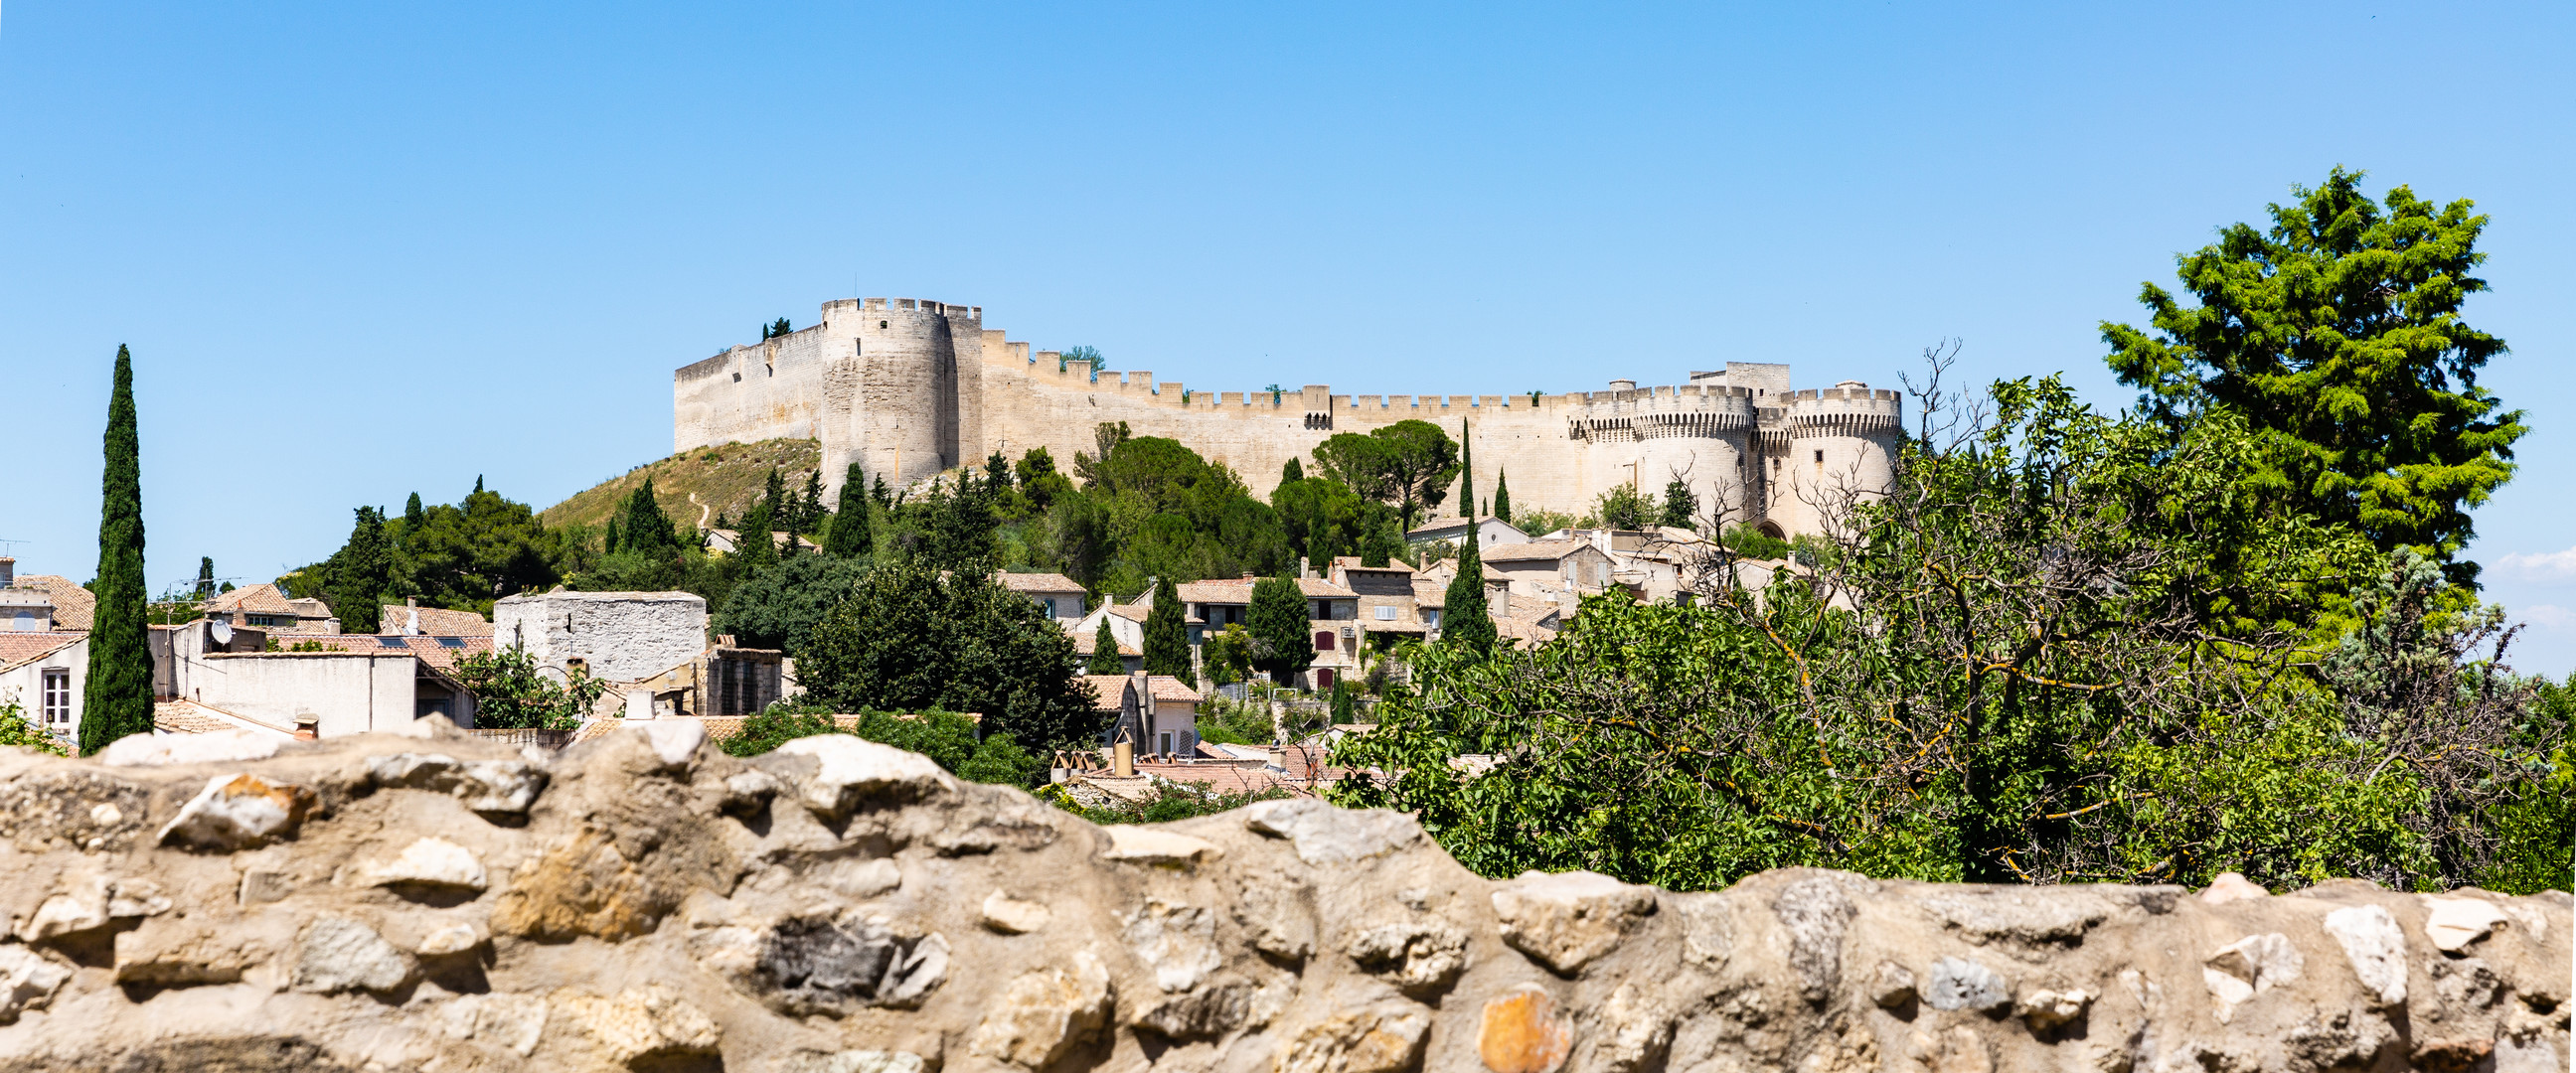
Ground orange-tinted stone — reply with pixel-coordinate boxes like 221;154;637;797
1479;986;1571;1073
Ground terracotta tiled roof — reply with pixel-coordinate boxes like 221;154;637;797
995;572;1085;594
1144;675;1202;703
1072;633;1139;657
1409;579;1447;609
1497;607;1562;646
1483;539;1596;563
1174;576;1357;604
1081;675;1134;710
0;632;82;672
1130;762;1319;798
248;634;495;676
14;576;94;630
209;583;301;615
1330;556;1415;575
377;605;495;637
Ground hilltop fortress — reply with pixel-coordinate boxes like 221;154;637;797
674;298;1902;536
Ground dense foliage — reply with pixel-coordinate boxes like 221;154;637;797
81;346;153;755
796;562;1102;748
454;647;608;730
0;696;67;756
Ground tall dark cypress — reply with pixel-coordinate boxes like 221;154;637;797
1492;469;1513;525
824;462;873;558
81;347;153;754
1441;419;1497;657
1141;579;1193;680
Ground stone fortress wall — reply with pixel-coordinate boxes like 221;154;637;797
1;723;2563;1072
675;298;1905;536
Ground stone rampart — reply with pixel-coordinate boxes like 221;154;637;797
676;300;1906;535
0;725;2563;1072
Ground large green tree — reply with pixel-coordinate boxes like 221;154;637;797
81;346;153;754
715;552;867;656
2102;168;2525;579
1142;579;1193;680
1312;420;1460;530
1246;573;1312;685
1087;618;1126;675
824;462;873;558
326;508;393;633
617;478;683;556
798;562;1102;748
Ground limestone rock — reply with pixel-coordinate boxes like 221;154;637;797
1674;891;1733;969
0;769;149;852
1925;956;2012;1012
1240;798;1421;864
111;917;272;988
554;985;723;1067
1583;980;1674;1073
292;915;414;995
435;992;550;1056
721;768;781;816
356;837;488;891
17;874;168;942
791;1051;928;1073
2198;871;2269;904
367;752;550;818
2203;932;2302;1021
2421;895;2508;953
2015;988;2092;1030
634;718;706;769
1232;875;1318;961
1345;917;1469;996
1492;869;1657;975
98;727;279;767
0;944;72;1024
1122;897;1220;993
1478;985;1571;1073
1278;999;1432;1073
1870;961;1918;1007
746;913;950;1014
765;734;955;821
156;773;316;851
1132;979;1259;1040
981;890;1051;934
1923;885;2114;945
492;825;669;941
967;951;1114;1069
1772;874;1856;1001
2323;903;2407;1005
1100;825;1221;866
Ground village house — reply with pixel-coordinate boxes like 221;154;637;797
996;571;1088;627
1483;537;1618;611
492;589;784;718
377;599;496;637
0;558;91;634
1083;671;1204;758
206;583;340;635
0;631;85;746
1403;516;1530;551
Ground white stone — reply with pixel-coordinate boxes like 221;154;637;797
1123;898;1221;993
808;1051;927;1073
18;876;109;942
437;993;549;1056
417;923;486;956
636;718;706;768
157;773;313;850
2197;871;2268;904
982;890;1051;934
358;838;488;891
2202;932;2301;1022
2014;988;2091;1030
366;753;550;817
98;728;280;767
0;944;72;1024
966;951;1114;1068
2419;895;2507;953
1870;961;1918;1007
1924;957;2011;1012
553;985;723;1064
2322;904;2407;1005
1100;826;1221;866
773;734;955;819
1491;869;1658;974
293;916;414;994
1240;798;1420;864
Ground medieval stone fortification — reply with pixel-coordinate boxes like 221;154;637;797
0;722;2563;1072
675;299;1905;536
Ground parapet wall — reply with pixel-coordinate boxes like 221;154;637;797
1;725;2563;1072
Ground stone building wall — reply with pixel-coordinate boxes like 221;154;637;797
0;723;2563;1072
677;300;1907;536
491;590;709;683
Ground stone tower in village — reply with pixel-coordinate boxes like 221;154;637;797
674;297;1902;536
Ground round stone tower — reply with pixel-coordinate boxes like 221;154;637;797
1781;383;1903;536
823;297;976;490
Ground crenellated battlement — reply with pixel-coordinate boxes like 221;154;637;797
675;296;1904;537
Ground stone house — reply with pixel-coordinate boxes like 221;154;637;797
0;632;86;746
997;572;1088;627
1085;671;1204;758
206;583;340;635
0;558;92;634
377;600;495;637
493;589;785;719
153;619;493;735
1402;517;1530;552
1326;558;1438;655
1483;538;1617;609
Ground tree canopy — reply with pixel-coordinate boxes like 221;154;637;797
797;562;1102;748
1312;420;1460;530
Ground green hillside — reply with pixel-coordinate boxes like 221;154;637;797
542;438;822;533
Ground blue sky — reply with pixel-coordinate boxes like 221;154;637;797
5;2;2572;672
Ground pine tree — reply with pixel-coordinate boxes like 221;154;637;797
801;470;826;531
871;473;891;509
1087;618;1126;674
81;346;152;755
1282;458;1304;484
403;492;425;530
825;462;873;558
1492;469;1512;524
1141;580;1193;680
1246;573;1312;686
473;475;484;495
620;477;681;555
984;451;1012;497
1441;418;1498;657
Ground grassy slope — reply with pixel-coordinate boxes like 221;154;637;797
541;438;822;533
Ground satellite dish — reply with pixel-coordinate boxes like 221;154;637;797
209;620;234;646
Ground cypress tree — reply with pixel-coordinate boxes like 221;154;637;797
1441;418;1498;657
824;462;873;558
1087;618;1126;675
81;346;153;755
620;478;679;555
1282;458;1304;484
1246;573;1312;686
735;496;778;573
403;492;425;530
195;556;216;601
1141;579;1193;680
1660;478;1698;531
328;507;391;633
604;518;623;555
1492;469;1512;524
801;470;827;531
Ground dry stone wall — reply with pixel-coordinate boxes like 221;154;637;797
0;722;2563;1073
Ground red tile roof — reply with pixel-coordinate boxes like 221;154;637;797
1484;539;1597;564
1171;576;1357;605
13;576;93;630
995;572;1086;594
0;632;82;672
209;583;300;615
378;605;495;637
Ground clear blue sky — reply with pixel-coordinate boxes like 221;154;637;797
5;3;2572;671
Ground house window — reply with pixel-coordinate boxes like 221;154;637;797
41;670;70;725
1315;668;1335;689
1314;631;1335;652
1814;449;1825;470
10;611;31;631
1423;609;1442;627
1374;605;1396;621
1158;730;1174;755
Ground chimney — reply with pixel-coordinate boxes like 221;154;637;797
294;715;319;741
0;556;12;587
625;688;655;721
405;596;419;637
1112;739;1135;778
1267;743;1286;771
